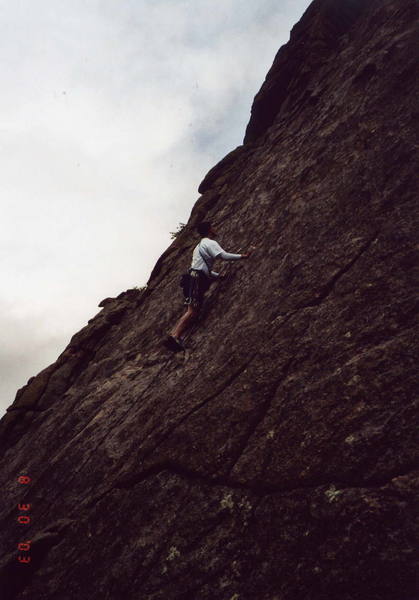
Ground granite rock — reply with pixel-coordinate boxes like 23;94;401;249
0;0;418;598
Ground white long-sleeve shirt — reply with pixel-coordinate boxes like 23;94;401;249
190;237;242;278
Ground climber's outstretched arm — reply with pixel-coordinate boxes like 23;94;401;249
217;250;242;260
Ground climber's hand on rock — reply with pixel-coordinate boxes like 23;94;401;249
241;247;255;258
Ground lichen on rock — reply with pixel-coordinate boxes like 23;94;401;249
0;0;418;599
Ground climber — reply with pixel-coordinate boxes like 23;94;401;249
165;221;253;351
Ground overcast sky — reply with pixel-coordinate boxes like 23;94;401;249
1;0;311;415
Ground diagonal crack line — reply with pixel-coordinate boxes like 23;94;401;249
82;355;259;510
297;231;379;309
139;352;259;462
23;356;174;528
115;459;259;494
25;356;255;523
89;460;419;505
226;356;296;477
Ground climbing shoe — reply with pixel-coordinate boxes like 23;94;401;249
164;335;184;352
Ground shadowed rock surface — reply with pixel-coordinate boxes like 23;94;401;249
1;0;418;598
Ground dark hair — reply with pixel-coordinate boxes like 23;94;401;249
197;221;211;237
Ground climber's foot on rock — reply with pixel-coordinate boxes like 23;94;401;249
164;335;184;352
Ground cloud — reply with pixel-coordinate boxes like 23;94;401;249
1;0;311;414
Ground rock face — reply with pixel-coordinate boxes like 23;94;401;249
1;0;418;598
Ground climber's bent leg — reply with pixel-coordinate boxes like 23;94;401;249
170;305;198;339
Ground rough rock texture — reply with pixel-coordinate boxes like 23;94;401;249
1;0;418;598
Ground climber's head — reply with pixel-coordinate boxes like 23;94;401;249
197;221;215;238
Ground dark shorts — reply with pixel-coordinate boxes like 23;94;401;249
183;270;211;308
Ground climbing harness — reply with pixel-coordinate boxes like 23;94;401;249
182;241;212;306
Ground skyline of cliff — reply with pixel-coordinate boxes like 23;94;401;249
1;0;418;598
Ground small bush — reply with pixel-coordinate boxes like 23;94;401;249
170;222;186;239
